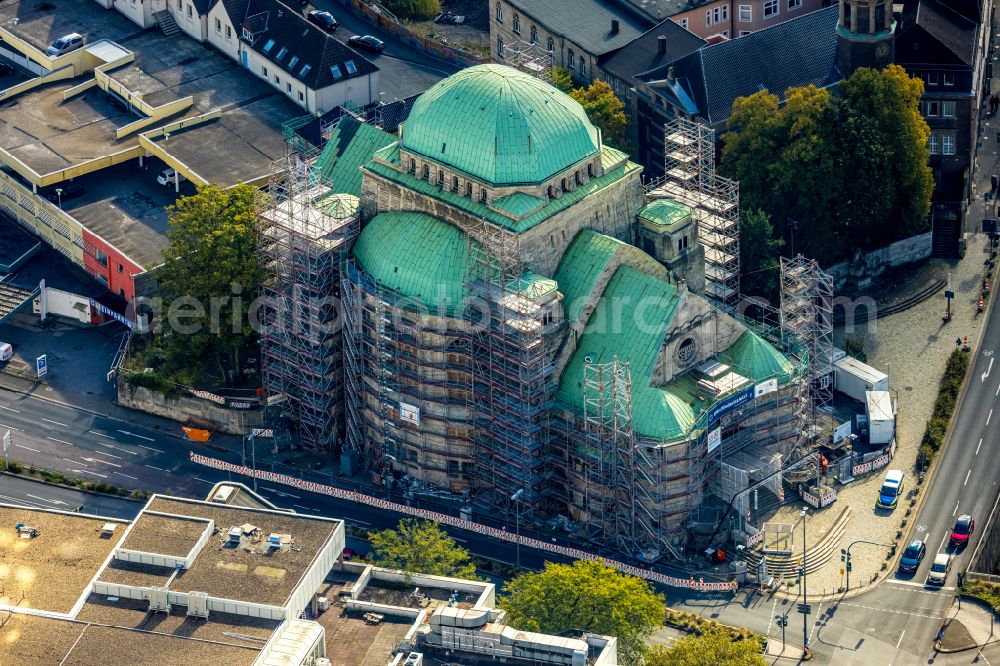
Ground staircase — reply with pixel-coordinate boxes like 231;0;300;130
743;506;853;578
153;10;180;37
0;283;35;323
931;216;960;257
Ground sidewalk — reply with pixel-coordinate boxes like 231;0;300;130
935;597;999;653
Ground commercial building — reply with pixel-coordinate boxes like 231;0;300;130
262;64;811;559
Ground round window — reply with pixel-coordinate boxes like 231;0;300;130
676;337;697;366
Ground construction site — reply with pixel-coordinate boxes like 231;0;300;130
257;65;830;560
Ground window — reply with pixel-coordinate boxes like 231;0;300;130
452;176;459;192
927;72;939;85
924;100;940;116
568;49;575;70
740;30;751;36
788;0;801;9
722;29;729;37
497;36;504;58
422;164;429;179
437;170;444;185
300;64;311;77
345;60;357;74
495;2;502;22
215;18;222;34
722;4;728;20
118;263;124;274
764;0;778;17
587;163;594;178
929;134;938;154
96;248;108;268
944;73;955;86
273;74;279;84
942;134;955;155
943;101;956;117
739;4;752;22
298;91;304;102
513;13;520;34
286;82;292;93
678;236;689;252
288;56;299;70
225;25;232;40
480;189;487;202
706;9;713;27
263;38;276;53
547;37;554;53
330;64;343;79
409;158;416;173
680;17;688;29
579;59;586;77
261;65;268;77
712;7;721;24
276;46;288;61
530;25;537;44
466;182;473;197
186;4;193;17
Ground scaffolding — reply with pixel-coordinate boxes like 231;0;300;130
258;154;359;450
780;255;835;415
464;220;554;514
647;117;740;311
502;38;555;82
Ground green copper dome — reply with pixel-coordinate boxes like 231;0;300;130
400;64;601;186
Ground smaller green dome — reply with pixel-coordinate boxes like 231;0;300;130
401;64;601;186
353;211;468;310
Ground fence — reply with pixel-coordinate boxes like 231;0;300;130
190;452;738;592
332;0;488;68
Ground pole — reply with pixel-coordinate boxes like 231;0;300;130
782;616;786;650
515;498;521;570
250;432;257;492
802;510;809;654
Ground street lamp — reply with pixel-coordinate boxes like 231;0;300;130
800;508;809;657
55;187;62;209
511;488;525;570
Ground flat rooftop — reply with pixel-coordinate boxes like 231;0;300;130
146;496;340;607
0;506;124;614
0;612;261;666
0;0;297;185
316;605;412;666
120;511;208;557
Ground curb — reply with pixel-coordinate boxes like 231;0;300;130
0;469;149;503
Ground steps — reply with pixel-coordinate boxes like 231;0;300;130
0;283;34;321
932;216;960;258
743;506;853;578
153;10;180;37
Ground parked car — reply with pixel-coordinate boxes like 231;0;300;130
0;342;12;362
348;35;385;53
0;62;14;76
307;10;338;32
950;514;975;548
46;33;84;57
156;167;185;187
898;539;926;573
42;181;84;204
876;469;905;510
927;553;950;586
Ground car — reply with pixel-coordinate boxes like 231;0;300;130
42;181;84;204
927;553;950;586
307;10;338;32
0;342;11;362
156;167;185;187
46;33;84;57
876;469;905;510
348;35;385;53
0;63;13;77
950;514;975;548
899;539;926;573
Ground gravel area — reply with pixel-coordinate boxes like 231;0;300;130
766;233;991;596
120;513;209;558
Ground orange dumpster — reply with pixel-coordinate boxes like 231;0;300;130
181;426;212;442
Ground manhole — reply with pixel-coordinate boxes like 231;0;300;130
905;386;913;391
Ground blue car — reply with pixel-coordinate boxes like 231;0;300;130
876;469;905;510
899;539;925;573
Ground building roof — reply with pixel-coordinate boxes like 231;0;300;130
600;18;705;83
638;198;692;226
315;116;397;197
353;211;469;310
505;0;649;56
400;64;601;186
716;330;795;384
617;0;719;23
642;5;840;124
901;0;978;66
231;0;378;90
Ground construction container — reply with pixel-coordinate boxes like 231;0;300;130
866;390;894;445
834;356;889;403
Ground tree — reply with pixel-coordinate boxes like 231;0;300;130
645;629;766;666
719;66;933;265
382;0;441;21
739;209;783;301
551;66;574;93
570;80;629;149
369;519;478;579
157;183;264;381
501;560;665;664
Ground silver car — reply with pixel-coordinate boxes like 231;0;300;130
46;33;84;57
927;553;950;586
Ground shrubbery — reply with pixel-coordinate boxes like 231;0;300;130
384;0;441;21
919;348;969;464
963;580;1000;613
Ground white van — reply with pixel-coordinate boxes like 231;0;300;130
0;342;12;362
156;168;185;187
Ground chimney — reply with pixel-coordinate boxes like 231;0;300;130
667;65;675;81
657;35;667;54
611;19;620;34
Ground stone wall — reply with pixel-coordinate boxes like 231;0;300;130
825;231;933;290
116;377;260;435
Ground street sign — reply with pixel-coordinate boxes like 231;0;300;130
945;290;955;299
798;603;812;614
3;429;10;453
36;354;47;378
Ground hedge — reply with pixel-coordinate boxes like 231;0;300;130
919;348;969;464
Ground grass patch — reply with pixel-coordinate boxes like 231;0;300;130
1;460;148;499
665;608;767;650
963;580;1000;613
919;348;969;466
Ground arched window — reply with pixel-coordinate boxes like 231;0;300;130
422;164;429;179
409;158;416;173
452;176;459;192
466;182;473;197
480;189;488;202
530;25;537;44
495;3;502;22
512;13;520;34
547;37;554;53
437;170;444;185
587;163;594;178
567;50;575;70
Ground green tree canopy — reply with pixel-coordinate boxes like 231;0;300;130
739;209;783;300
156;183;264;382
551;66;574;93
570;80;629;150
382;0;441;21
645;629;766;666
369;519;478;579
720;65;933;265
501;560;665;664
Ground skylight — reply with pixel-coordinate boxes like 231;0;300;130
330;64;342;79
344;60;357;75
276;47;288;61
262;38;275;52
288;56;299;70
300;64;312;77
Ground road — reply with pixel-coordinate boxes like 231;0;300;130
0;472;143;519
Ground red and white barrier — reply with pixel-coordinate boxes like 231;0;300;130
852;452;892;477
190;452;738;592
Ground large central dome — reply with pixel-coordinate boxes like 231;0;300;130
400;64;601;186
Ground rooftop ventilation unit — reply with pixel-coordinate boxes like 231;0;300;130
146;586;170;614
404;653;424;665
228;526;243;544
101;523;117;537
187;591;210;619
